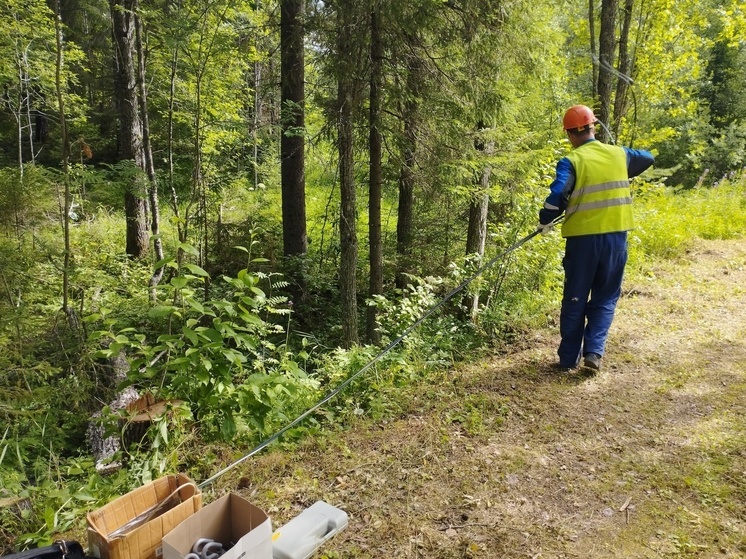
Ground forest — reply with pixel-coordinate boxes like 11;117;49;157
1;0;745;551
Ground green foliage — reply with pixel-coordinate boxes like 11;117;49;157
628;175;746;270
466;147;566;335
310;344;403;423
304;273;487;426
12;463;96;548
0;0;89;168
0;450;145;552
628;1;746;187
0;166;57;231
373;275;476;364
694;122;746;183
117;401;195;485
95;263;318;444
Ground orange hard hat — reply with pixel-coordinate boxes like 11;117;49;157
563;105;597;131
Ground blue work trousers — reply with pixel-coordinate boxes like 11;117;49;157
558;232;628;368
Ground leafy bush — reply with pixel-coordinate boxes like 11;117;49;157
373;274;476;363
0;166;57;231
95;264;318;444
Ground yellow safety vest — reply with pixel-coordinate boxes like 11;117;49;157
562;141;633;238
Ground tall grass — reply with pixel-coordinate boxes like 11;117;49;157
628;174;746;273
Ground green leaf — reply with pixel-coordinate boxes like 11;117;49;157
220;414;237;439
183;263;210;277
183;327;199;346
251;383;261;399
154;257;175;269
204;329;222;342
178;242;200;256
188;299;206;313
159;420;169;444
149;305;178;318
74;491;96;501
283;361;306;377
170;276;188;289
240;313;263;326
44;506;55;528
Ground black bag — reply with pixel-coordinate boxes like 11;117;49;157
2;541;85;559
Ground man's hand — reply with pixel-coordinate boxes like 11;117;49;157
537;221;556;235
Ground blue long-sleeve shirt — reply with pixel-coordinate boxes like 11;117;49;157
539;139;655;224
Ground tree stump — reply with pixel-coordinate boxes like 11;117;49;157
120;393;183;449
0;496;31;514
88;386;139;474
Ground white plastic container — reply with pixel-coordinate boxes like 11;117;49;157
271;501;348;559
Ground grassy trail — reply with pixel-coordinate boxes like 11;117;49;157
217;238;746;558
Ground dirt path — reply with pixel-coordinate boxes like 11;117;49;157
237;239;746;558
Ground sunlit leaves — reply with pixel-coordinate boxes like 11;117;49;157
717;1;746;47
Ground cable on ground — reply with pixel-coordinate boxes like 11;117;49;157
198;219;561;489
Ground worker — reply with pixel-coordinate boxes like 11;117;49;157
538;104;655;372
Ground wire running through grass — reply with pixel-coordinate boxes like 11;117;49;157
198;220;560;489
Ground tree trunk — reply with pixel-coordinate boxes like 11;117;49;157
367;3;383;345
53;0;74;326
22;55;36;165
396;57;420;289
589;0;598;98
197;80;208;300
111;0;149;259
465;186;490;319
396;149;415;289
280;0;307;258
596;0;618;143
133;10;164;296
465;185;490;258
165;2;186;269
337;0;358;347
11;59;24;241
613;0;634;139
253;1;263;190
464;125;492;320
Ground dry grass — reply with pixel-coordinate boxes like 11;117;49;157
208;239;746;558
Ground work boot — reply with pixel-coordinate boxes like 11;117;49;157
583;353;602;371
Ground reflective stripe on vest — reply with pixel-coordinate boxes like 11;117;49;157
562;142;633;237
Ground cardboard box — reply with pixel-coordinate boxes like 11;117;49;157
161;493;272;559
87;474;202;559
